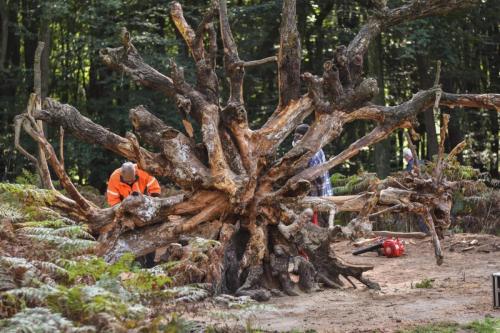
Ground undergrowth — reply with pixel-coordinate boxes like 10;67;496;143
414;278;434;289
398;317;500;333
0;180;209;331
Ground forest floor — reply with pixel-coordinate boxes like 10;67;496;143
190;233;500;333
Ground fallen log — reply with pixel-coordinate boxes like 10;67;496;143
372;231;428;239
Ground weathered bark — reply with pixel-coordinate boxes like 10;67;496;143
416;54;439;159
33;42;54;190
15;0;500;300
278;0;301;108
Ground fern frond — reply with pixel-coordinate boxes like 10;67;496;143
165;285;210;303
24;234;97;254
0;203;24;221
0;256;65;287
3;285;56;306
0;265;16;292
0;183;56;205
189;237;221;252
18;225;94;241
16;219;69;229
32;260;69;280
331;173;377;195
330;173;348;187
17;226;58;236
35;207;78;225
0;307;95;333
51;225;95;240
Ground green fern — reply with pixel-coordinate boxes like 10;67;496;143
31;260;69;280
23;235;97;254
330;173;348;187
16;219;69;229
190;237;221;252
0;256;69;287
0;265;16;292
163;285;210;303
60;253;137;282
161;314;203;333
2;285;57;306
0;203;24;221
331;173;377;195
46;285;146;322
0;307;96;333
121;270;172;292
18;225;94;240
0;183;56;205
51;225;94;240
15;168;41;186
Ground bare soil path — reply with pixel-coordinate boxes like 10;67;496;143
194;233;500;332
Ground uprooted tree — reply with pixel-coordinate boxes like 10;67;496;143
14;0;500;300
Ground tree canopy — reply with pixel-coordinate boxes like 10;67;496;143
0;0;498;190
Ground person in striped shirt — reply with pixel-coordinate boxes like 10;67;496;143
293;124;333;227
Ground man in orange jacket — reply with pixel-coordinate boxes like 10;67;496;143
106;162;161;206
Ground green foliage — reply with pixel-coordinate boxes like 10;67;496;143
0;203;25;221
0;182;59;222
0;183;56;206
465;318;500;333
399;318;500;333
160;313;202;333
17;219;70;229
0;256;68;287
398;322;459;333
15;169;41;186
330;173;377;195
24;235;97;255
0;307;96;333
18;225;95;240
423;156;481;182
414;278;434;289
68;259;174;294
162;285;210;303
3;285;57;307
121;271;172;293
46;285;130;322
60;253;137;283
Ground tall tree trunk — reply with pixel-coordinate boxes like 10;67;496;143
368;35;390;178
0;0;7;71
486;22;499;177
39;18;51;100
6;0;19;68
416;54;438;160
21;0;38;82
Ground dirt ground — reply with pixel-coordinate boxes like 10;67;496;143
194;233;500;332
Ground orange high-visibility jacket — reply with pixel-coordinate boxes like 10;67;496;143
106;164;161;206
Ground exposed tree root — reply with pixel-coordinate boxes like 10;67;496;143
14;0;499;299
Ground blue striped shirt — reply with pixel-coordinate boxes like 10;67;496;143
308;149;333;197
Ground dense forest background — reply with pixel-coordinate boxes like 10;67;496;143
0;0;498;193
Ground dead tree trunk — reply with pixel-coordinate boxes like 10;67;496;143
15;0;500;300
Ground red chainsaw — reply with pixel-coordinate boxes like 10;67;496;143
352;238;405;257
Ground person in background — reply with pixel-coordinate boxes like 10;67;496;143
293;124;333;226
403;147;416;172
106;162;161;206
402;148;429;234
